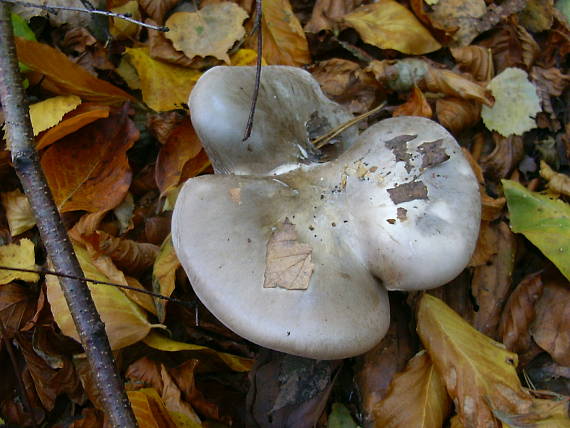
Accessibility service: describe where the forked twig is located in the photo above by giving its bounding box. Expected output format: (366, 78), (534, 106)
(242, 0), (262, 141)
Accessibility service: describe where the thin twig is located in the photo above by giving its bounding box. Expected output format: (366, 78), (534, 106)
(312, 102), (387, 149)
(242, 0), (262, 142)
(0, 319), (38, 428)
(0, 265), (194, 307)
(0, 0), (168, 31)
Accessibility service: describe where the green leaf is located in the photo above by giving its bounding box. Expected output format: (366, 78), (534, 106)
(11, 13), (35, 76)
(328, 403), (360, 428)
(503, 179), (570, 280)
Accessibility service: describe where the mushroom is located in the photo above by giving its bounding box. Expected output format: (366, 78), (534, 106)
(172, 66), (481, 359)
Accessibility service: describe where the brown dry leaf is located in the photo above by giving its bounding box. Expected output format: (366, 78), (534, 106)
(498, 271), (544, 353)
(310, 58), (380, 114)
(0, 239), (39, 284)
(422, 0), (487, 47)
(152, 234), (180, 323)
(147, 111), (185, 145)
(160, 365), (202, 427)
(28, 95), (81, 136)
(263, 218), (314, 290)
(15, 38), (134, 104)
(469, 221), (498, 267)
(36, 103), (111, 150)
(532, 271), (570, 366)
(247, 0), (311, 66)
(451, 46), (494, 82)
(393, 86), (432, 118)
(519, 0), (554, 33)
(165, 4), (248, 64)
(0, 283), (37, 338)
(373, 351), (451, 428)
(343, 0), (441, 55)
(531, 66), (570, 118)
(41, 106), (137, 213)
(128, 388), (179, 428)
(179, 150), (211, 184)
(417, 294), (533, 428)
(540, 161), (570, 196)
(480, 24), (539, 74)
(147, 23), (196, 68)
(471, 222), (516, 339)
(0, 189), (35, 236)
(12, 0), (96, 28)
(304, 0), (361, 33)
(436, 97), (481, 136)
(480, 134), (524, 180)
(155, 118), (204, 195)
(46, 244), (159, 349)
(138, 0), (180, 24)
(481, 193), (506, 222)
(424, 67), (493, 106)
(125, 48), (202, 111)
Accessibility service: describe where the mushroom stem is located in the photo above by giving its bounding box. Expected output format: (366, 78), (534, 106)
(312, 101), (387, 149)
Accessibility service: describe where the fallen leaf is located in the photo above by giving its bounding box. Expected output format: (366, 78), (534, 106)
(28, 95), (81, 136)
(263, 218), (314, 290)
(0, 189), (35, 236)
(343, 0), (441, 55)
(36, 103), (110, 150)
(373, 351), (451, 428)
(499, 271), (544, 353)
(417, 294), (533, 428)
(532, 271), (570, 366)
(155, 118), (204, 195)
(128, 388), (179, 428)
(480, 24), (539, 74)
(531, 66), (570, 118)
(146, 22), (197, 68)
(497, 396), (570, 427)
(113, 192), (134, 235)
(160, 365), (202, 427)
(541, 160), (570, 196)
(109, 1), (141, 40)
(152, 234), (180, 323)
(125, 48), (202, 111)
(165, 4), (248, 63)
(436, 97), (481, 136)
(0, 239), (38, 284)
(328, 403), (358, 428)
(143, 331), (253, 372)
(482, 68), (542, 136)
(451, 45), (494, 82)
(503, 179), (570, 280)
(246, 0), (311, 66)
(469, 221), (498, 267)
(41, 106), (138, 213)
(46, 244), (159, 349)
(304, 0), (361, 33)
(480, 134), (524, 180)
(0, 283), (37, 338)
(393, 86), (432, 118)
(13, 0), (95, 28)
(138, 0), (180, 24)
(230, 48), (265, 66)
(15, 38), (134, 104)
(519, 0), (555, 33)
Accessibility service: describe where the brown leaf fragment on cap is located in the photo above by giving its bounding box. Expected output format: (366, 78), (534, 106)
(418, 139), (450, 168)
(264, 218), (314, 290)
(385, 134), (417, 172)
(397, 207), (408, 221)
(387, 181), (428, 204)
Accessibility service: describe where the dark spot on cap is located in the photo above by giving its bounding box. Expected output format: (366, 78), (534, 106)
(387, 219), (396, 224)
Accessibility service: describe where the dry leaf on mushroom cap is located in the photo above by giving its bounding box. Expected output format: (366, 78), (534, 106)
(173, 66), (480, 359)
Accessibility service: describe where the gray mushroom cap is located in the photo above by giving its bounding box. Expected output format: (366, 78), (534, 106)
(189, 66), (357, 175)
(172, 116), (481, 359)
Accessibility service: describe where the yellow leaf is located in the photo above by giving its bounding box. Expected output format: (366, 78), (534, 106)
(143, 331), (253, 372)
(373, 351), (451, 428)
(0, 239), (38, 284)
(343, 0), (441, 55)
(417, 294), (533, 428)
(152, 234), (180, 322)
(28, 95), (81, 136)
(110, 1), (141, 40)
(247, 0), (311, 66)
(165, 4), (248, 63)
(125, 48), (202, 112)
(128, 388), (178, 428)
(0, 189), (35, 236)
(230, 48), (266, 66)
(46, 244), (161, 349)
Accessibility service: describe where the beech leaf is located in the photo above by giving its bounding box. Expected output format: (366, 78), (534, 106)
(0, 189), (35, 237)
(417, 294), (533, 428)
(344, 0), (441, 55)
(165, 4), (248, 63)
(502, 179), (570, 280)
(28, 95), (81, 136)
(0, 239), (39, 285)
(152, 234), (180, 323)
(127, 388), (179, 428)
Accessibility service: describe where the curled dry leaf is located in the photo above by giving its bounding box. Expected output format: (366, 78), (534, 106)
(498, 271), (544, 353)
(0, 239), (39, 285)
(423, 67), (493, 106)
(451, 45), (494, 82)
(127, 388), (178, 428)
(471, 222), (516, 339)
(343, 0), (441, 55)
(436, 97), (481, 136)
(532, 271), (570, 366)
(0, 189), (35, 236)
(147, 21), (199, 68)
(480, 134), (524, 180)
(304, 0), (362, 33)
(531, 66), (570, 118)
(160, 365), (202, 427)
(28, 95), (81, 136)
(138, 0), (180, 24)
(0, 283), (37, 339)
(12, 0), (98, 28)
(393, 86), (432, 119)
(165, 4), (248, 64)
(41, 106), (138, 213)
(417, 294), (533, 428)
(480, 24), (539, 74)
(309, 58), (380, 114)
(125, 48), (202, 112)
(373, 351), (451, 428)
(540, 160), (570, 196)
